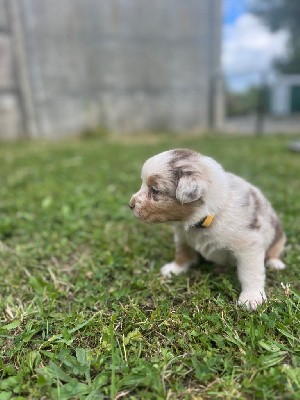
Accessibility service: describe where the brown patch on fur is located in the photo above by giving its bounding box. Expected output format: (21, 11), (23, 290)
(175, 243), (198, 266)
(146, 173), (177, 198)
(136, 196), (197, 223)
(147, 174), (160, 187)
(266, 216), (285, 260)
(249, 189), (261, 229)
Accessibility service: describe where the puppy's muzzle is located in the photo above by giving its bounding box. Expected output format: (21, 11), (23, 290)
(128, 196), (136, 210)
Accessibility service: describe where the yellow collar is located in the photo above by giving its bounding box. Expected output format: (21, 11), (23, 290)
(194, 214), (215, 229)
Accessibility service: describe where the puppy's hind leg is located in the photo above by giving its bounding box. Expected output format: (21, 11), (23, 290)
(266, 233), (286, 271)
(161, 243), (198, 278)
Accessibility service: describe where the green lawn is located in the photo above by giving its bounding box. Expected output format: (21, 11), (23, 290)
(0, 134), (299, 399)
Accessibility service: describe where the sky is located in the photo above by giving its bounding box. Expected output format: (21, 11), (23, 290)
(223, 0), (289, 91)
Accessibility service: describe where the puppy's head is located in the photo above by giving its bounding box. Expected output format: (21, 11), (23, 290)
(129, 149), (209, 223)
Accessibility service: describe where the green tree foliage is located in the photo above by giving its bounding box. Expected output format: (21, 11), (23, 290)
(226, 86), (269, 116)
(251, 0), (300, 73)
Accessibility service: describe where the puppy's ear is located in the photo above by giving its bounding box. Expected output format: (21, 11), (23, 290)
(176, 172), (207, 204)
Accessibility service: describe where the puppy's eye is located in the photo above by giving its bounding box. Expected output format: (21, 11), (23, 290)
(150, 187), (159, 195)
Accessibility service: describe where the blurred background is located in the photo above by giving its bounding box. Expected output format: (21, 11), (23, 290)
(0, 0), (299, 140)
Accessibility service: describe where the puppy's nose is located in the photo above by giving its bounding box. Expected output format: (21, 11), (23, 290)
(128, 197), (135, 210)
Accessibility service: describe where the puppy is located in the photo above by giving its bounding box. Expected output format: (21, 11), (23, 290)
(129, 149), (286, 310)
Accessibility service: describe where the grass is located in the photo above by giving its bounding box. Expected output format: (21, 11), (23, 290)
(0, 134), (299, 399)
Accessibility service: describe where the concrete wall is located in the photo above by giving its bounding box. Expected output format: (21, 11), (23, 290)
(0, 0), (223, 139)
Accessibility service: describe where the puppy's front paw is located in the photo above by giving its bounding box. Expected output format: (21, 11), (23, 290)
(238, 291), (266, 310)
(160, 262), (189, 278)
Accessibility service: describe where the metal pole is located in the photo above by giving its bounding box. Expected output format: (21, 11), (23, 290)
(255, 71), (267, 136)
